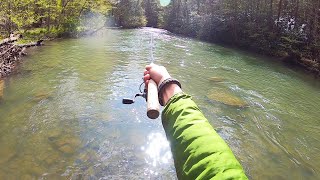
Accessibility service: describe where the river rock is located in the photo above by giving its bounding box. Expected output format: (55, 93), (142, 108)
(58, 144), (75, 154)
(47, 129), (62, 141)
(50, 135), (81, 155)
(24, 161), (46, 176)
(209, 77), (225, 82)
(33, 91), (52, 102)
(207, 89), (248, 108)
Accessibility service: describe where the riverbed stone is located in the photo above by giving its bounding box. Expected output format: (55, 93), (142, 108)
(24, 161), (46, 176)
(43, 152), (60, 166)
(58, 144), (75, 154)
(56, 136), (81, 147)
(209, 77), (225, 82)
(50, 135), (82, 155)
(47, 129), (62, 141)
(33, 91), (52, 102)
(207, 89), (248, 107)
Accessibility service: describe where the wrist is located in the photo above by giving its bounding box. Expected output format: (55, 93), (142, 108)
(161, 84), (182, 106)
(157, 78), (182, 106)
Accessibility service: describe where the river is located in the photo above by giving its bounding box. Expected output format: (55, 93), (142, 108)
(0, 28), (319, 179)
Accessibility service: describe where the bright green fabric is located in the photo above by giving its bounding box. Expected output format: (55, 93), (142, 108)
(162, 93), (248, 180)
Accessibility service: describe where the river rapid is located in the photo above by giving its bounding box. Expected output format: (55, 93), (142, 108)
(0, 28), (320, 179)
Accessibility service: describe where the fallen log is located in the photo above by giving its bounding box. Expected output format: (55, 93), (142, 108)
(16, 40), (44, 48)
(79, 26), (105, 37)
(0, 45), (15, 57)
(88, 26), (105, 36)
(19, 47), (27, 56)
(0, 37), (43, 79)
(0, 34), (22, 46)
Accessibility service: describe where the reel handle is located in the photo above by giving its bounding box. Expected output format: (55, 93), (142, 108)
(147, 79), (160, 119)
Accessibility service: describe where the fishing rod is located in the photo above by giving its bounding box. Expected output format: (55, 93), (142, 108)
(122, 34), (160, 119)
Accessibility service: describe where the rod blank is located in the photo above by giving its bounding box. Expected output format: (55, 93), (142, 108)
(147, 79), (160, 119)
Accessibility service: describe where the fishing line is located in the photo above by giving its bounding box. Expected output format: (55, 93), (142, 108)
(122, 32), (160, 119)
(150, 33), (155, 64)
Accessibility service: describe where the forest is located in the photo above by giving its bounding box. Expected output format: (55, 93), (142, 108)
(0, 0), (112, 39)
(0, 0), (319, 75)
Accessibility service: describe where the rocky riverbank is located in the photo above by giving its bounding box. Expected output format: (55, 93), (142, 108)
(0, 36), (43, 79)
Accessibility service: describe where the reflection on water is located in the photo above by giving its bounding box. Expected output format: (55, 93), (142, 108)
(0, 28), (320, 179)
(142, 132), (172, 167)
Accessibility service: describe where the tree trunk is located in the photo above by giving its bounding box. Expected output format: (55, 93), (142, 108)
(277, 0), (283, 22)
(294, 0), (299, 19)
(47, 5), (51, 33)
(7, 1), (12, 34)
(269, 0), (274, 27)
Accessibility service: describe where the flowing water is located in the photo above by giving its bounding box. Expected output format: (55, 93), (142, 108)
(0, 28), (320, 179)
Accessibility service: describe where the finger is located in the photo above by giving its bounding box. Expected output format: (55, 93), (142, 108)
(143, 74), (151, 82)
(145, 80), (149, 88)
(144, 70), (149, 76)
(145, 63), (156, 71)
(145, 65), (152, 71)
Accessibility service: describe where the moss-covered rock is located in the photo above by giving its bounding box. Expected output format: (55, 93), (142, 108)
(49, 134), (82, 155)
(58, 144), (75, 154)
(32, 91), (52, 102)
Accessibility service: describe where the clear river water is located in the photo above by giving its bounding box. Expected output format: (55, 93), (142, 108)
(0, 28), (320, 179)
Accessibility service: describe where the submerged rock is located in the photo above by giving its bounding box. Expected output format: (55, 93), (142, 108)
(32, 91), (52, 102)
(22, 157), (46, 176)
(47, 129), (62, 141)
(207, 89), (248, 108)
(58, 144), (74, 154)
(209, 77), (225, 82)
(49, 134), (82, 155)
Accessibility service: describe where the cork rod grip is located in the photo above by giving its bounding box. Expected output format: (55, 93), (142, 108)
(147, 79), (160, 119)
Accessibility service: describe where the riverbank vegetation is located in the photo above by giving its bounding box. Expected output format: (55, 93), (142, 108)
(0, 0), (112, 39)
(113, 0), (320, 76)
(0, 0), (113, 79)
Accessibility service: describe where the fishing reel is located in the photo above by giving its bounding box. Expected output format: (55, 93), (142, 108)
(122, 80), (160, 119)
(122, 82), (147, 104)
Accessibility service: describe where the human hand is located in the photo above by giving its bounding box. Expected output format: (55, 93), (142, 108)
(143, 64), (182, 106)
(143, 63), (171, 87)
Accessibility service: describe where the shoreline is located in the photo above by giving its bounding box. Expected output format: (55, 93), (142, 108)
(158, 27), (320, 78)
(1, 26), (318, 80)
(0, 35), (44, 79)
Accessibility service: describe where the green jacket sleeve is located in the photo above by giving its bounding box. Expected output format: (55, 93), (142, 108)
(162, 93), (248, 180)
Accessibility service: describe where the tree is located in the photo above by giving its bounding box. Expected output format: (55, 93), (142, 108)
(0, 0), (112, 38)
(114, 0), (147, 28)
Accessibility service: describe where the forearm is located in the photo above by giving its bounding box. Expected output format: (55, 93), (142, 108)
(161, 94), (248, 180)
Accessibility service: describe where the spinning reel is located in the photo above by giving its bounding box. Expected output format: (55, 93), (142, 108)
(122, 82), (147, 104)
